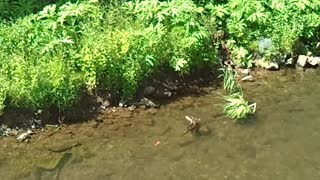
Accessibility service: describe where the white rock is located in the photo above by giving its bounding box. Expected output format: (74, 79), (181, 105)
(119, 99), (125, 107)
(307, 51), (312, 57)
(16, 130), (33, 142)
(140, 98), (157, 108)
(266, 62), (279, 70)
(163, 90), (172, 97)
(128, 105), (136, 111)
(100, 100), (110, 109)
(307, 56), (320, 66)
(297, 55), (308, 67)
(241, 75), (254, 82)
(285, 58), (294, 65)
(240, 69), (250, 75)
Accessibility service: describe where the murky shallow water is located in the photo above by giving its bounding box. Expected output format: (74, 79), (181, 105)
(2, 69), (320, 180)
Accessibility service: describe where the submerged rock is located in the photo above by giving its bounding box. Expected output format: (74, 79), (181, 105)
(47, 141), (81, 152)
(240, 69), (250, 75)
(241, 75), (254, 82)
(35, 152), (72, 172)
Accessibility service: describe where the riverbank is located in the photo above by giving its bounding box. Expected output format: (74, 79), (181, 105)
(0, 61), (317, 140)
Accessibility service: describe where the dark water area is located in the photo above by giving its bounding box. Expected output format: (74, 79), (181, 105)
(1, 69), (320, 180)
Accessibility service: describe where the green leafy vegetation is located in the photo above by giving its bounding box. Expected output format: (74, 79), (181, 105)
(0, 0), (217, 114)
(206, 0), (320, 64)
(0, 0), (319, 117)
(223, 91), (256, 120)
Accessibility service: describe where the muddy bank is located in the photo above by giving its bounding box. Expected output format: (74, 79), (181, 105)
(0, 66), (221, 135)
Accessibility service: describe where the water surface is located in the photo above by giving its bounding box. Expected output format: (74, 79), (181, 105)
(1, 69), (320, 180)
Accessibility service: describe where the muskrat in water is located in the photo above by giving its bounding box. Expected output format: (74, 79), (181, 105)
(183, 116), (201, 135)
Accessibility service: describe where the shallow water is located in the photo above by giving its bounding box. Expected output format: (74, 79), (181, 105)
(2, 69), (320, 180)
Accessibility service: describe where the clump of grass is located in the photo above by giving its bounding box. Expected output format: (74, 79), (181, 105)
(219, 67), (241, 93)
(220, 67), (256, 121)
(223, 91), (256, 120)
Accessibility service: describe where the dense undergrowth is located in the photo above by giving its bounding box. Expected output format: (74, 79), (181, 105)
(0, 0), (319, 116)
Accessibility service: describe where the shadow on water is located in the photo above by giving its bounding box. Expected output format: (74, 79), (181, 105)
(34, 152), (72, 180)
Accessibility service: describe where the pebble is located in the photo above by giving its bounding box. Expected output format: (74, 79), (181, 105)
(128, 105), (136, 111)
(163, 90), (172, 97)
(240, 69), (250, 75)
(119, 99), (125, 107)
(241, 75), (254, 82)
(16, 130), (33, 142)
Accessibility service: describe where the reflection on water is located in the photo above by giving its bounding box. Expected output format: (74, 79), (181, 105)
(2, 69), (320, 180)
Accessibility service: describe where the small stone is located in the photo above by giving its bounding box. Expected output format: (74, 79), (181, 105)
(241, 75), (254, 82)
(119, 99), (125, 107)
(240, 69), (250, 75)
(36, 109), (42, 115)
(143, 86), (156, 97)
(285, 58), (294, 65)
(307, 51), (313, 56)
(7, 129), (18, 136)
(128, 105), (136, 111)
(140, 98), (158, 108)
(266, 62), (279, 70)
(307, 56), (320, 66)
(100, 100), (110, 109)
(297, 55), (308, 67)
(16, 130), (33, 142)
(163, 91), (172, 97)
